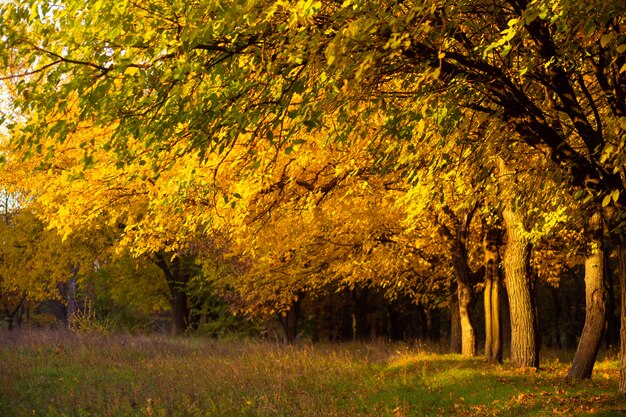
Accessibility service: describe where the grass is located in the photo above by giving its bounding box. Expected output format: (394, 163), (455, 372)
(0, 330), (624, 416)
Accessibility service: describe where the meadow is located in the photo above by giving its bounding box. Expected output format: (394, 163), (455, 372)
(0, 330), (624, 417)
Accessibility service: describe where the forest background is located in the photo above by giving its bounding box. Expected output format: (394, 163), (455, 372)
(0, 0), (626, 403)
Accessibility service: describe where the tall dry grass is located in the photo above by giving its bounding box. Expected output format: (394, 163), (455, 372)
(0, 329), (622, 416)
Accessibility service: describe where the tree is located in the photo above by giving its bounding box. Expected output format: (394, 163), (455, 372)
(0, 204), (104, 329)
(568, 210), (607, 379)
(497, 156), (539, 368)
(483, 215), (503, 363)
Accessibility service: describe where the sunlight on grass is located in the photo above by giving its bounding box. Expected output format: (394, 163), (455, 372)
(0, 330), (624, 417)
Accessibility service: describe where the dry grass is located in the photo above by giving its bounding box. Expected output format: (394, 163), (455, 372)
(0, 330), (623, 416)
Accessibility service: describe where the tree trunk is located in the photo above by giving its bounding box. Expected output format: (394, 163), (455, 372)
(452, 234), (477, 356)
(437, 206), (478, 356)
(3, 294), (26, 332)
(280, 293), (304, 344)
(66, 272), (77, 330)
(484, 225), (503, 363)
(617, 234), (626, 395)
(457, 275), (475, 356)
(605, 249), (617, 349)
(568, 211), (606, 379)
(450, 282), (462, 353)
(500, 283), (511, 350)
(502, 203), (539, 369)
(485, 273), (493, 358)
(492, 274), (503, 362)
(153, 253), (191, 336)
(498, 157), (538, 369)
(169, 283), (189, 336)
(424, 307), (439, 342)
(15, 303), (24, 328)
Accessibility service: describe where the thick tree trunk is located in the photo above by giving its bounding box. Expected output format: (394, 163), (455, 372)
(169, 284), (190, 336)
(484, 225), (503, 363)
(498, 157), (538, 369)
(618, 234), (626, 395)
(568, 212), (606, 379)
(502, 204), (539, 369)
(153, 254), (192, 336)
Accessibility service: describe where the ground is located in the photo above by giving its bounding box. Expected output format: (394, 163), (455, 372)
(0, 330), (624, 416)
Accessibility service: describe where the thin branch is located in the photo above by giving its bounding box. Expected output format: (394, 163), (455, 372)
(0, 60), (63, 81)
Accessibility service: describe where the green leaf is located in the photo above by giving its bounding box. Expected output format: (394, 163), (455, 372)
(601, 194), (612, 207)
(83, 155), (94, 169)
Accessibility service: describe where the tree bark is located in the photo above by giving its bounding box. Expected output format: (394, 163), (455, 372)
(484, 224), (503, 363)
(568, 211), (606, 379)
(502, 202), (538, 369)
(498, 157), (539, 369)
(457, 270), (476, 356)
(169, 283), (190, 336)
